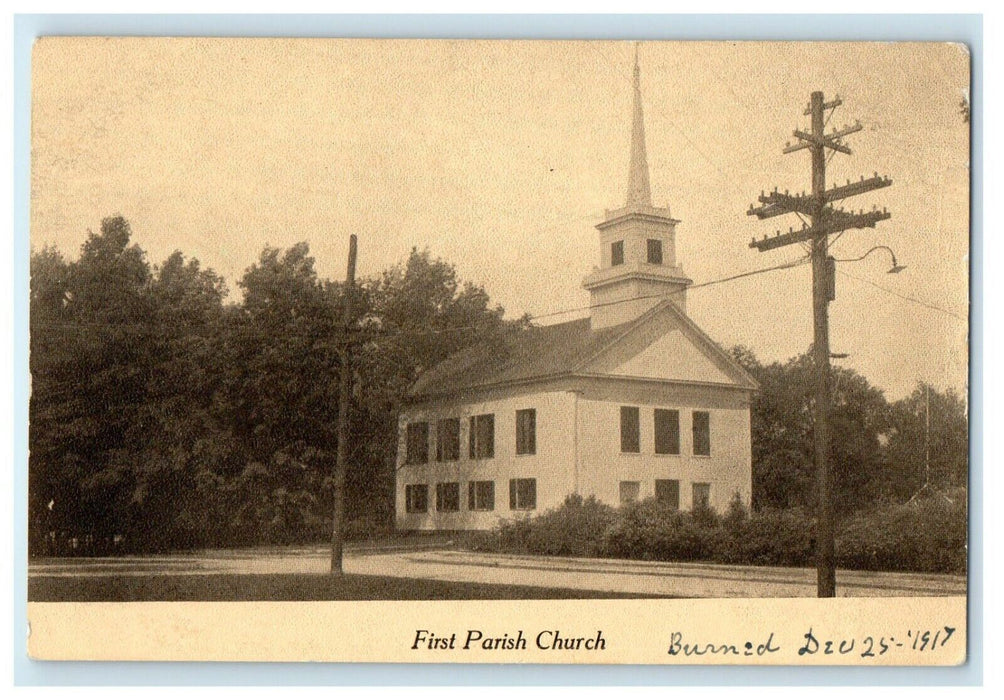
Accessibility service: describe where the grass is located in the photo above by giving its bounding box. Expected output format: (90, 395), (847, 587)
(29, 573), (666, 602)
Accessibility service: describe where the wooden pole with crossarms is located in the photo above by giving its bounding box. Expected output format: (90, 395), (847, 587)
(746, 91), (892, 597)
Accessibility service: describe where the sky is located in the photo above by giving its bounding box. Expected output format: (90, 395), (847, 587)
(31, 39), (970, 400)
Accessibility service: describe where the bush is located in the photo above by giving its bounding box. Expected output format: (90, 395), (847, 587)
(835, 492), (967, 574)
(467, 489), (965, 575)
(600, 498), (712, 561)
(712, 506), (814, 567)
(691, 500), (720, 529)
(499, 494), (616, 557)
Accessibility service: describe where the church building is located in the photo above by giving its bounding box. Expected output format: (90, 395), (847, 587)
(395, 53), (757, 531)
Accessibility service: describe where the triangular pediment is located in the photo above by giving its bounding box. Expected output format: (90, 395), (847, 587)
(607, 325), (736, 383)
(577, 301), (757, 389)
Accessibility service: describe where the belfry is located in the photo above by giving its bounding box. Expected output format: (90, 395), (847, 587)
(582, 46), (693, 329)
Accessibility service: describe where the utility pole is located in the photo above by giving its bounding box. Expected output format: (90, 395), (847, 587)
(925, 383), (931, 489)
(747, 91), (891, 597)
(331, 234), (358, 575)
(908, 382), (951, 505)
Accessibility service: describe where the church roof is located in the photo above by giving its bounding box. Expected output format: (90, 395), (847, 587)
(407, 300), (758, 402)
(408, 316), (620, 400)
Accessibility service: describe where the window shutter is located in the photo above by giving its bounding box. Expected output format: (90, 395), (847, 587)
(435, 422), (442, 462)
(516, 409), (536, 455)
(516, 411), (524, 454)
(509, 479), (517, 509)
(483, 414), (494, 458)
(526, 410), (536, 454)
(620, 406), (640, 453)
(693, 411), (711, 456)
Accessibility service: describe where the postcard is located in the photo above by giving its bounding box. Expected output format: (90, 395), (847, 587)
(26, 37), (969, 665)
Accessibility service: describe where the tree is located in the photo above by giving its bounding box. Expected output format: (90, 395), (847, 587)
(882, 383), (968, 501)
(210, 242), (344, 545)
(363, 247), (511, 385)
(731, 346), (892, 514)
(30, 216), (155, 553)
(29, 225), (522, 554)
(28, 245), (71, 554)
(119, 250), (228, 550)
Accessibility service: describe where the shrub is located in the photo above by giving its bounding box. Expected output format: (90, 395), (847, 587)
(712, 507), (814, 567)
(691, 500), (720, 529)
(721, 492), (749, 530)
(836, 491), (967, 574)
(600, 498), (713, 561)
(497, 516), (534, 554)
(491, 495), (615, 556)
(465, 489), (966, 575)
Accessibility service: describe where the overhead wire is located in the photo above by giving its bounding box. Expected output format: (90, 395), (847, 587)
(836, 269), (965, 321)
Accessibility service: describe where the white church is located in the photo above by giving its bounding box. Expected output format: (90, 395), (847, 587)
(395, 54), (757, 531)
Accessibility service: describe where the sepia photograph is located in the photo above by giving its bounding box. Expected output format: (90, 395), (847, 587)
(24, 36), (970, 664)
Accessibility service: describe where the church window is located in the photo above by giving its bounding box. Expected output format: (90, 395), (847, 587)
(620, 406), (640, 453)
(436, 482), (460, 512)
(468, 481), (495, 511)
(469, 413), (495, 459)
(654, 408), (680, 455)
(516, 408), (536, 455)
(405, 484), (428, 513)
(611, 240), (624, 266)
(436, 418), (460, 462)
(509, 478), (537, 510)
(692, 482), (711, 509)
(655, 479), (680, 509)
(647, 238), (663, 264)
(619, 481), (640, 504)
(405, 422), (429, 464)
(692, 411), (711, 456)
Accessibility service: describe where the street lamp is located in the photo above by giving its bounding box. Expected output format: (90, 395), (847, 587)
(833, 245), (906, 274)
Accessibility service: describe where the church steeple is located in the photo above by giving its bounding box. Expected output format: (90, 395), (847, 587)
(582, 44), (692, 330)
(625, 44), (652, 209)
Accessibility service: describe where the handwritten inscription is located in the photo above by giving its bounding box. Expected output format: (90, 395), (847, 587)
(797, 626), (956, 657)
(667, 632), (780, 657)
(666, 626), (956, 659)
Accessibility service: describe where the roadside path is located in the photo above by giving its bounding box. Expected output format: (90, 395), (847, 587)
(29, 544), (964, 598)
(355, 550), (966, 598)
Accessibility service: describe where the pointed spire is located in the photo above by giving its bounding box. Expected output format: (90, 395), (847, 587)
(626, 42), (652, 208)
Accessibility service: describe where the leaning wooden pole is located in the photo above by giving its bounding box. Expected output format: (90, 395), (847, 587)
(331, 234), (358, 575)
